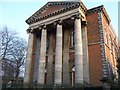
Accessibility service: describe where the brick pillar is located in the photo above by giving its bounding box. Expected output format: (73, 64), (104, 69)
(24, 32), (34, 87)
(54, 23), (63, 85)
(38, 27), (47, 85)
(74, 17), (83, 85)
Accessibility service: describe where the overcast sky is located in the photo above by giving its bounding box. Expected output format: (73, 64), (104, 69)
(0, 0), (119, 41)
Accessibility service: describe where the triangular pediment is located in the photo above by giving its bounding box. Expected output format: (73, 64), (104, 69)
(26, 1), (87, 25)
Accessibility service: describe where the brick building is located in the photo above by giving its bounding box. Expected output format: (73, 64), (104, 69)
(24, 1), (120, 87)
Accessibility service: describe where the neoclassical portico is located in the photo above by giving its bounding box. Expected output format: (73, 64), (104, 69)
(24, 2), (89, 87)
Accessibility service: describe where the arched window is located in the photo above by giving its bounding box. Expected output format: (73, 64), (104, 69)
(106, 34), (109, 45)
(70, 31), (74, 47)
(72, 66), (75, 72)
(71, 66), (75, 86)
(104, 28), (109, 45)
(108, 62), (114, 80)
(109, 34), (112, 50)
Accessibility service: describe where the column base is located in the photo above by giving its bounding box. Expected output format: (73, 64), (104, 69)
(100, 77), (110, 90)
(37, 84), (45, 88)
(62, 84), (71, 88)
(46, 84), (54, 88)
(74, 83), (84, 88)
(23, 83), (30, 88)
(53, 84), (62, 87)
(102, 83), (110, 90)
(53, 84), (63, 90)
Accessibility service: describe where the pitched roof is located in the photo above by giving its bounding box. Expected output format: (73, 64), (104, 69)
(26, 1), (87, 25)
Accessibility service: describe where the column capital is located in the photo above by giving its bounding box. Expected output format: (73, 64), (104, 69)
(82, 21), (87, 26)
(26, 28), (34, 33)
(54, 19), (62, 26)
(39, 24), (47, 30)
(71, 14), (82, 20)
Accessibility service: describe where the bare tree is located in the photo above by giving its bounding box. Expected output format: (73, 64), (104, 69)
(10, 38), (27, 82)
(2, 59), (16, 78)
(0, 26), (17, 60)
(0, 26), (27, 82)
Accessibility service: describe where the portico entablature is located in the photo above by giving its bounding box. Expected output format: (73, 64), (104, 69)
(29, 8), (79, 29)
(29, 10), (86, 30)
(26, 2), (87, 31)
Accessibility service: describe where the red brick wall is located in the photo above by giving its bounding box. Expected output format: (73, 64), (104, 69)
(87, 10), (119, 86)
(87, 13), (100, 44)
(101, 12), (118, 79)
(88, 44), (102, 86)
(87, 12), (102, 86)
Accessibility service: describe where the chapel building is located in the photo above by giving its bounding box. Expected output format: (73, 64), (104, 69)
(24, 1), (120, 87)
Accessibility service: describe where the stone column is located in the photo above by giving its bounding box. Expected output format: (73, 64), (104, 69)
(33, 37), (41, 81)
(24, 32), (34, 87)
(82, 22), (89, 84)
(63, 30), (70, 85)
(54, 23), (63, 85)
(74, 16), (83, 85)
(46, 33), (55, 85)
(38, 26), (47, 85)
